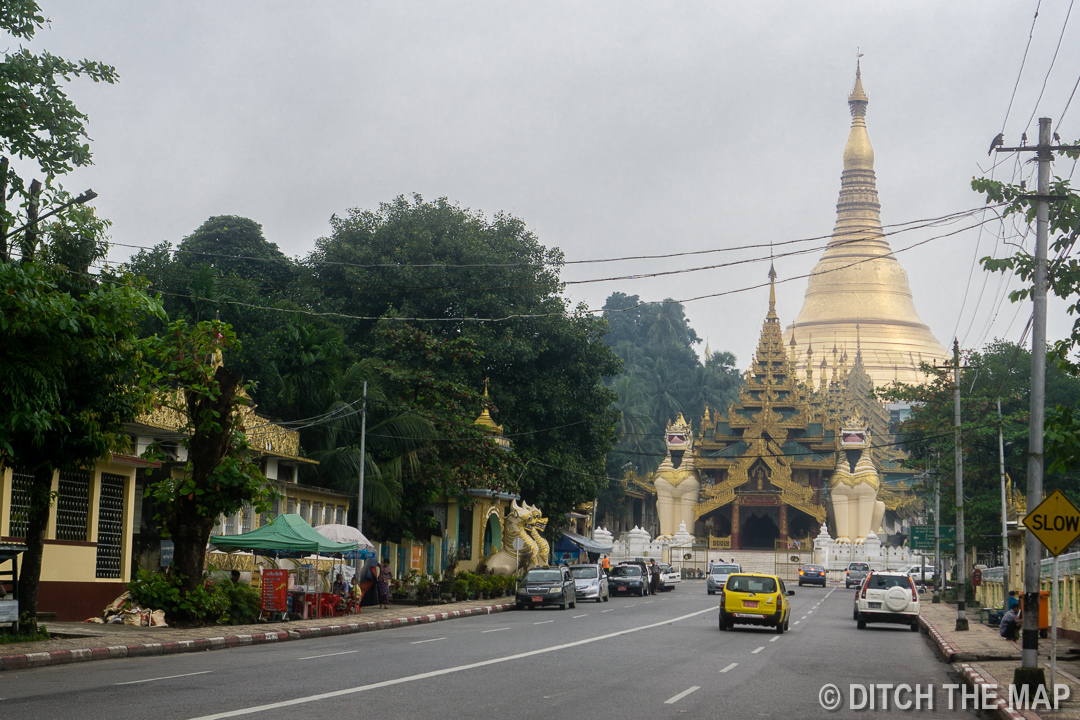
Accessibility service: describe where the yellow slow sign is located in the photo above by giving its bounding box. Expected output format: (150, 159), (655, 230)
(1023, 490), (1080, 557)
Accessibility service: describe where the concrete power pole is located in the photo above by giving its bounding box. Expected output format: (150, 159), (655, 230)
(953, 338), (968, 631)
(998, 397), (1009, 602)
(995, 117), (1052, 689)
(357, 381), (367, 534)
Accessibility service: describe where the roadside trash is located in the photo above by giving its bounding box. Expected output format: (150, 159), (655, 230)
(87, 591), (168, 627)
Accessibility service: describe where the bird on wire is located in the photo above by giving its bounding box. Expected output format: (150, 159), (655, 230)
(989, 132), (1005, 155)
(1021, 132), (1028, 146)
(1054, 132), (1062, 144)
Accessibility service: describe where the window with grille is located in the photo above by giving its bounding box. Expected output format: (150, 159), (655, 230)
(7, 467), (34, 538)
(287, 497), (296, 514)
(300, 500), (310, 523)
(312, 502), (322, 526)
(335, 506), (344, 524)
(225, 512), (236, 535)
(241, 505), (253, 534)
(56, 469), (91, 542)
(96, 473), (125, 579)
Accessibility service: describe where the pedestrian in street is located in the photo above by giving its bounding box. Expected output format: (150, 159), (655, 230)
(649, 559), (661, 595)
(601, 555), (610, 574)
(375, 560), (391, 609)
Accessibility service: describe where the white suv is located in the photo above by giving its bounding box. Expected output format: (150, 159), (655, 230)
(855, 571), (920, 631)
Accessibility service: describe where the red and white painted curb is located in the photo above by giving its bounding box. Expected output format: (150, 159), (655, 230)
(0, 602), (516, 672)
(920, 615), (1038, 720)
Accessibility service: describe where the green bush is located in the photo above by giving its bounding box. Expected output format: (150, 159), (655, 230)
(454, 578), (468, 598)
(128, 570), (259, 624)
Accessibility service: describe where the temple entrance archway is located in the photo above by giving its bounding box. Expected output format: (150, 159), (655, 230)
(740, 510), (779, 549)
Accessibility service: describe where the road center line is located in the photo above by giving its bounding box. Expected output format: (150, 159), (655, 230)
(825, 587), (836, 599)
(116, 671), (212, 685)
(601, 609), (614, 613)
(572, 614), (588, 619)
(751, 647), (764, 654)
(188, 606), (718, 720)
(410, 638), (445, 645)
(770, 636), (779, 642)
(664, 686), (700, 704)
(299, 650), (359, 660)
(533, 620), (554, 625)
(720, 663), (738, 673)
(793, 621), (800, 625)
(644, 600), (653, 604)
(481, 627), (509, 633)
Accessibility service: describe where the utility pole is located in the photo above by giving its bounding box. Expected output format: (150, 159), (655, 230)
(952, 339), (969, 631)
(357, 381), (367, 534)
(998, 397), (1009, 601)
(933, 468), (942, 604)
(994, 117), (1067, 689)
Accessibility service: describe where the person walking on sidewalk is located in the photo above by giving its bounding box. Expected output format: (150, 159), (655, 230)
(375, 560), (391, 609)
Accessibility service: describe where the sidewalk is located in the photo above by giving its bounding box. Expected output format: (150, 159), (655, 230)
(1, 598), (515, 671)
(921, 598), (1080, 719)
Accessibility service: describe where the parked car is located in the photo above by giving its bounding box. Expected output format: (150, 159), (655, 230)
(845, 561), (870, 589)
(855, 571), (920, 631)
(718, 572), (794, 633)
(659, 563), (680, 590)
(569, 563), (609, 603)
(798, 564), (827, 587)
(619, 560), (658, 590)
(516, 566), (578, 610)
(707, 563), (742, 595)
(896, 565), (927, 587)
(609, 564), (649, 596)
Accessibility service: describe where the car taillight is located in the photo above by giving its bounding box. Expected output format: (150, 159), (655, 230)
(846, 569), (850, 575)
(799, 570), (804, 575)
(861, 584), (868, 600)
(911, 579), (918, 601)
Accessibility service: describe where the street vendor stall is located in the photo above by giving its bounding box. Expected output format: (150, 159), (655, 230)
(209, 514), (371, 618)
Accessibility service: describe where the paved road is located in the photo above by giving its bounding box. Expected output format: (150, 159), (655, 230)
(1, 581), (976, 719)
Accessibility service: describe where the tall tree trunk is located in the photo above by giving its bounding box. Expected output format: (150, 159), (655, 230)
(17, 464), (55, 631)
(20, 178), (41, 262)
(167, 365), (242, 597)
(0, 157), (9, 263)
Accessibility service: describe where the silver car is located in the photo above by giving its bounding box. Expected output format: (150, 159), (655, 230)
(569, 563), (609, 603)
(706, 563), (742, 595)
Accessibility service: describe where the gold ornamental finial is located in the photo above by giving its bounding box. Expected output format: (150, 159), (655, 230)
(849, 51), (868, 111)
(767, 262), (778, 320)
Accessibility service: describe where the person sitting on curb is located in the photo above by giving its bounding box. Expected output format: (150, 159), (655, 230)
(999, 597), (1021, 641)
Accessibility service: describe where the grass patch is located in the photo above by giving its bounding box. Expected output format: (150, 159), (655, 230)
(0, 625), (49, 644)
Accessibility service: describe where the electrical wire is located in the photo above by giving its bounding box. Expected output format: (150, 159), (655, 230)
(1001, 0), (1043, 134)
(1023, 0), (1075, 131)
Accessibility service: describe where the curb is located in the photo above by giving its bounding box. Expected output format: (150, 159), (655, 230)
(920, 615), (1038, 720)
(0, 602), (516, 672)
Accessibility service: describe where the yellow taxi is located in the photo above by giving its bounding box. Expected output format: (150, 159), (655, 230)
(718, 572), (794, 634)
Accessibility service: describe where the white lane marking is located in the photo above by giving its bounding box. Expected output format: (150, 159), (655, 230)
(116, 671), (212, 685)
(533, 620), (554, 625)
(770, 636), (780, 642)
(807, 610), (813, 614)
(825, 587), (836, 599)
(601, 609), (615, 613)
(644, 600), (654, 604)
(751, 647), (764, 654)
(664, 686), (701, 704)
(720, 663), (738, 673)
(800, 616), (808, 620)
(572, 614), (588, 619)
(410, 638), (445, 645)
(793, 621), (801, 625)
(299, 650), (359, 660)
(481, 627), (509, 634)
(187, 606), (718, 720)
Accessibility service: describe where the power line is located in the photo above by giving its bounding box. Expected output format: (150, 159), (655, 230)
(1000, 0), (1043, 133)
(1023, 0), (1075, 132)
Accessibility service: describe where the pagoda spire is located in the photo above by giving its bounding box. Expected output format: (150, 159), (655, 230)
(767, 261), (778, 321)
(784, 56), (946, 386)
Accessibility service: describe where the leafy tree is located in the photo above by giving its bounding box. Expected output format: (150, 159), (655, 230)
(303, 195), (620, 525)
(877, 340), (1080, 555)
(143, 319), (273, 598)
(1, 214), (163, 625)
(973, 159), (1080, 481)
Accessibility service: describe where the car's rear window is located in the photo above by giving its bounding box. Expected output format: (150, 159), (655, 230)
(570, 567), (598, 579)
(849, 563), (870, 571)
(611, 566), (641, 577)
(525, 570), (561, 582)
(712, 565), (740, 575)
(803, 565), (824, 571)
(726, 575), (778, 593)
(867, 575), (912, 590)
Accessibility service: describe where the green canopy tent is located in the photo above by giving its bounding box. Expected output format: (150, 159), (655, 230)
(210, 514), (361, 619)
(209, 513), (359, 557)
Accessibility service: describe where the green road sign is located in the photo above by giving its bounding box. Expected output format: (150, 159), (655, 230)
(910, 524), (955, 551)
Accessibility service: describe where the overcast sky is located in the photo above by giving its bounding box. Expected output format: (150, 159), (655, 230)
(23, 1), (1080, 368)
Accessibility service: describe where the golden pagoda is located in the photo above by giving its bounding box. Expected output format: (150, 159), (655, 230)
(784, 60), (947, 387)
